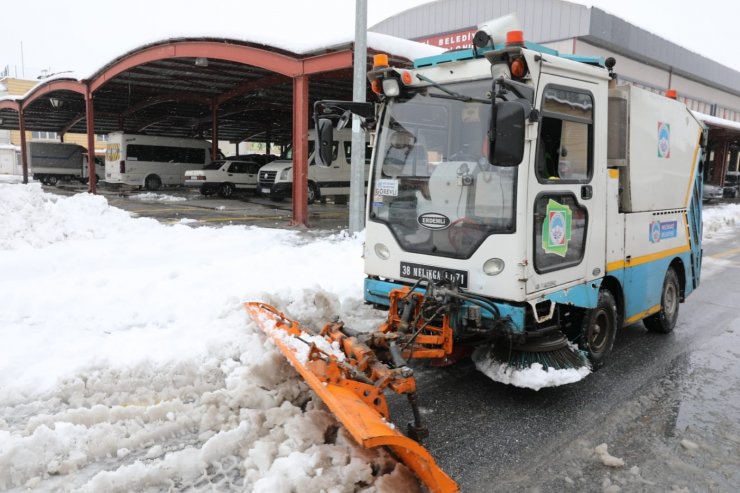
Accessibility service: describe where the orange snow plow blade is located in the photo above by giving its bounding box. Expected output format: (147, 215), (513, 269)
(245, 301), (458, 493)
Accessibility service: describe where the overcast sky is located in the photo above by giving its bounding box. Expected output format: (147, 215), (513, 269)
(1, 0), (739, 79)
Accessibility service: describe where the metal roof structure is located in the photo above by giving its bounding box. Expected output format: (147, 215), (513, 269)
(0, 34), (441, 225)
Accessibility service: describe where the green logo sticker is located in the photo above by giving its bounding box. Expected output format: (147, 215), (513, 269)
(542, 199), (572, 257)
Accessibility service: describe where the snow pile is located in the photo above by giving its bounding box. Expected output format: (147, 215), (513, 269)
(0, 184), (416, 491)
(0, 183), (154, 250)
(127, 192), (188, 203)
(702, 203), (740, 242)
(471, 346), (591, 391)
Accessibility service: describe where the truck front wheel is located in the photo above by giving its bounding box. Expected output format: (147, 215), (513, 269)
(644, 267), (680, 334)
(579, 289), (618, 370)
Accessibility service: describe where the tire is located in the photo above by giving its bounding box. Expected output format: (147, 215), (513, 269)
(269, 193), (284, 202)
(307, 182), (319, 205)
(144, 174), (161, 191)
(644, 267), (680, 334)
(47, 175), (58, 186)
(579, 289), (618, 370)
(218, 182), (234, 199)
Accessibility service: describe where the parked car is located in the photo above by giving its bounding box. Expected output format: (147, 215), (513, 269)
(184, 158), (261, 198)
(224, 154), (279, 166)
(703, 183), (723, 202)
(723, 171), (739, 198)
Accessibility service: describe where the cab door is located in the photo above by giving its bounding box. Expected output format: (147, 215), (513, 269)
(525, 78), (606, 295)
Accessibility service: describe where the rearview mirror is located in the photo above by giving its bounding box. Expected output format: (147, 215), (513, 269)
(489, 100), (527, 167)
(315, 118), (334, 167)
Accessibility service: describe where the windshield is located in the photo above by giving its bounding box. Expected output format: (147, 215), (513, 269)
(370, 79), (517, 259)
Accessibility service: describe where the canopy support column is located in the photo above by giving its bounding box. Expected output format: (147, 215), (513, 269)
(85, 89), (97, 194)
(19, 112), (28, 184)
(211, 100), (219, 160)
(291, 75), (309, 227)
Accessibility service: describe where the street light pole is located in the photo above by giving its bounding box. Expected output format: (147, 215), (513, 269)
(349, 0), (367, 234)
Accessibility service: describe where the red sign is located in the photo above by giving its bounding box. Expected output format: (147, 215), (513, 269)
(415, 27), (478, 50)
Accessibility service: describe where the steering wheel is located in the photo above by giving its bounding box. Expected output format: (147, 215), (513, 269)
(447, 217), (485, 252)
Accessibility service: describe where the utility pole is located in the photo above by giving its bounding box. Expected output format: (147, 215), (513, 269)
(349, 0), (367, 234)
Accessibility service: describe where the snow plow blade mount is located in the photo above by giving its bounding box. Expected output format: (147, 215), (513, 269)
(244, 301), (458, 493)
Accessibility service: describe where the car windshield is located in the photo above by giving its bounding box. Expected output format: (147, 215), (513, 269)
(369, 79), (516, 259)
(204, 161), (225, 170)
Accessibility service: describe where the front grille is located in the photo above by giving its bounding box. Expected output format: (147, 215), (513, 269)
(259, 170), (277, 187)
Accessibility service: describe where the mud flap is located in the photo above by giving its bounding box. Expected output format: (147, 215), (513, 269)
(245, 302), (458, 493)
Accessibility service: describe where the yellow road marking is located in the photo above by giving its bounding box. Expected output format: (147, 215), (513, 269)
(129, 207), (202, 213)
(707, 246), (740, 259)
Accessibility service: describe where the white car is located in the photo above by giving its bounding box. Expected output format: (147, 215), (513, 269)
(184, 158), (261, 198)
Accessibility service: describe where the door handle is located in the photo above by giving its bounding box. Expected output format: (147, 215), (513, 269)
(581, 185), (593, 200)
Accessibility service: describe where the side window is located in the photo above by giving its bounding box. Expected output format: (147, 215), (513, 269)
(533, 194), (588, 273)
(536, 86), (593, 183)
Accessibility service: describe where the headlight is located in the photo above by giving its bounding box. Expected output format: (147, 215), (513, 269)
(483, 258), (505, 276)
(382, 79), (400, 97)
(279, 167), (292, 180)
(374, 243), (390, 260)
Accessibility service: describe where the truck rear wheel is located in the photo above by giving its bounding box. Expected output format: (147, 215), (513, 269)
(579, 289), (618, 370)
(644, 267), (680, 334)
(46, 175), (58, 186)
(144, 174), (162, 191)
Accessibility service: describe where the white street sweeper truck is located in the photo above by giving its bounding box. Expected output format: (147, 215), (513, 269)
(245, 15), (706, 492)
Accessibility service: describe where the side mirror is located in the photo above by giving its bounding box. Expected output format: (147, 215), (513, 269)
(315, 118), (334, 167)
(489, 100), (527, 167)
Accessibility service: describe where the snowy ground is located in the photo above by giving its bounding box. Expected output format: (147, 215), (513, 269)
(0, 183), (416, 492)
(1, 183), (739, 491)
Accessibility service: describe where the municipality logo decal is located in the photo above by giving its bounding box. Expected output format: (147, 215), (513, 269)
(542, 199), (572, 257)
(418, 213), (450, 230)
(658, 122), (671, 158)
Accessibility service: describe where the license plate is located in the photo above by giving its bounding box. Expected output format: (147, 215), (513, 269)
(261, 188), (271, 194)
(400, 262), (468, 288)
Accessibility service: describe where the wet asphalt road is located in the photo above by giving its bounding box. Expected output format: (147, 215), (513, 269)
(388, 229), (740, 492)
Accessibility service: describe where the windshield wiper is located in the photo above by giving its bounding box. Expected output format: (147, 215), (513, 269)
(415, 73), (490, 104)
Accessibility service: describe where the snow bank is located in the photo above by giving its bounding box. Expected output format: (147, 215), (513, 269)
(702, 203), (740, 242)
(0, 184), (415, 491)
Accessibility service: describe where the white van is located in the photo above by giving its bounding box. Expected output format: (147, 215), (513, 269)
(104, 132), (212, 190)
(257, 129), (371, 204)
